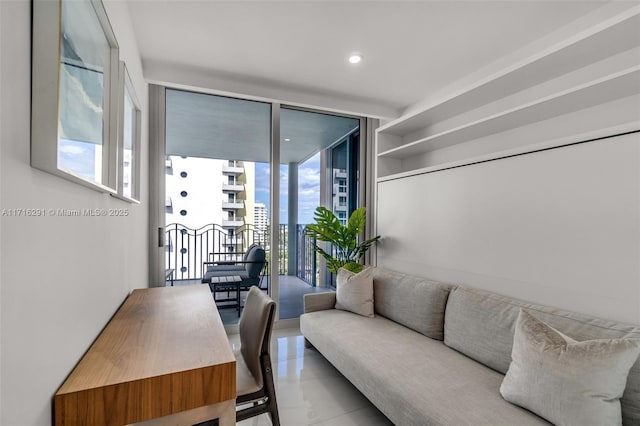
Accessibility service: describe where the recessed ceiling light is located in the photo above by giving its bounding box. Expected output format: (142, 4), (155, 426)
(284, 138), (291, 142)
(348, 53), (363, 64)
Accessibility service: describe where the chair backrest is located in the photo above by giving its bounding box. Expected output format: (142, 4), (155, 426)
(243, 243), (258, 261)
(244, 246), (266, 278)
(239, 286), (276, 389)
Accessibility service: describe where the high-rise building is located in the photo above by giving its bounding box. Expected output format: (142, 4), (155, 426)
(165, 156), (255, 278)
(332, 168), (349, 225)
(254, 202), (268, 245)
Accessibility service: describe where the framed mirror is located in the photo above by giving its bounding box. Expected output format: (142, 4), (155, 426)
(31, 0), (119, 192)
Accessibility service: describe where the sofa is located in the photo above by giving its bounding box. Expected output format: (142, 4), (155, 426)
(300, 267), (640, 425)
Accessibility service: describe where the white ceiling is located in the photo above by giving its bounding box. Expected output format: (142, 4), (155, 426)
(127, 0), (608, 118)
(165, 88), (359, 163)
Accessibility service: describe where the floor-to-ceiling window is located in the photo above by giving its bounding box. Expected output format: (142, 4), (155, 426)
(279, 107), (360, 316)
(325, 128), (360, 287)
(152, 86), (364, 324)
(163, 89), (271, 324)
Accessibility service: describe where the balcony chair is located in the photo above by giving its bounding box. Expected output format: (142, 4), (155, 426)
(201, 243), (258, 278)
(196, 286), (279, 426)
(202, 245), (268, 315)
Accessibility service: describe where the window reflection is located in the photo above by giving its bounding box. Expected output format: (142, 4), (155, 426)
(57, 0), (110, 183)
(122, 89), (135, 197)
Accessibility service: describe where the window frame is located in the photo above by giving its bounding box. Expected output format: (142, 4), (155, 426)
(112, 62), (142, 203)
(31, 0), (120, 193)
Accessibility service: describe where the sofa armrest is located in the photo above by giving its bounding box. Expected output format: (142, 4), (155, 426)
(303, 292), (336, 313)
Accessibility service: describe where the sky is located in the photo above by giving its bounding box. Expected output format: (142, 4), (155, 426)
(255, 153), (320, 225)
(58, 145), (322, 225)
(58, 139), (97, 181)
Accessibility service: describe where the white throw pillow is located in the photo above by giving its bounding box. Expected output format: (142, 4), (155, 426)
(335, 267), (374, 318)
(500, 309), (640, 426)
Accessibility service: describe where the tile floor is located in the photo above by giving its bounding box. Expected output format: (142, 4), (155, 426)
(229, 328), (393, 426)
(170, 275), (331, 325)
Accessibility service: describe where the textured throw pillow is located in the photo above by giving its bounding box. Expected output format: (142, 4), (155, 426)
(500, 309), (640, 426)
(335, 267), (374, 318)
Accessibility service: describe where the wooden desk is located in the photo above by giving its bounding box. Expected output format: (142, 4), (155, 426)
(54, 286), (236, 426)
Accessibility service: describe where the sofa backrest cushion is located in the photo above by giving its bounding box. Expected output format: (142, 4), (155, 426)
(372, 267), (454, 340)
(444, 286), (640, 426)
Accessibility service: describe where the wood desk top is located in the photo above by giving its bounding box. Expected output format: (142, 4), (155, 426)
(55, 285), (236, 425)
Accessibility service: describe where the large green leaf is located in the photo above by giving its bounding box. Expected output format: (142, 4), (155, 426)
(347, 208), (366, 238)
(305, 206), (380, 273)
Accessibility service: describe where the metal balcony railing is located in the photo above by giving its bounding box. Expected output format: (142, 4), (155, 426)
(165, 223), (318, 285)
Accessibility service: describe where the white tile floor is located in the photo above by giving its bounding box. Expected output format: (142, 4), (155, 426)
(170, 276), (331, 325)
(229, 328), (393, 426)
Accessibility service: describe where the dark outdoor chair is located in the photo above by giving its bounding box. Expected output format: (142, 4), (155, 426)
(202, 245), (268, 314)
(201, 243), (258, 280)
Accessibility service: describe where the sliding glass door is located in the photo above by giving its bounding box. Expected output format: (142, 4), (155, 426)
(279, 107), (360, 316)
(151, 86), (363, 324)
(326, 129), (360, 287)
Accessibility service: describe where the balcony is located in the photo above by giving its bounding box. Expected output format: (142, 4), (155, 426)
(222, 164), (244, 174)
(333, 169), (347, 178)
(165, 223), (318, 285)
(222, 219), (244, 227)
(223, 235), (244, 245)
(222, 183), (244, 191)
(222, 200), (244, 209)
(333, 203), (348, 211)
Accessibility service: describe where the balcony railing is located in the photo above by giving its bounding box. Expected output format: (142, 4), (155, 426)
(296, 224), (317, 285)
(222, 200), (244, 209)
(222, 165), (244, 173)
(222, 183), (244, 191)
(222, 219), (244, 227)
(165, 223), (318, 285)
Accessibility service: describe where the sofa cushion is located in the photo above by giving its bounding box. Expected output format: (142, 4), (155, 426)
(372, 267), (454, 340)
(444, 286), (640, 426)
(500, 310), (640, 426)
(301, 309), (549, 425)
(335, 267), (374, 318)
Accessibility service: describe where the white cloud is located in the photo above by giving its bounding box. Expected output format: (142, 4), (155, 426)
(298, 167), (320, 188)
(58, 144), (87, 155)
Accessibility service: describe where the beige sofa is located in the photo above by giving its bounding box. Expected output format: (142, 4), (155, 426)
(300, 267), (640, 425)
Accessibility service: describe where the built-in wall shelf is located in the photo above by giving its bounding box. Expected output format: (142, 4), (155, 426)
(376, 7), (640, 180)
(379, 67), (640, 161)
(376, 122), (640, 183)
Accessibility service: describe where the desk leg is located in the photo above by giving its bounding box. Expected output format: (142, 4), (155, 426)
(129, 399), (235, 426)
(217, 400), (236, 426)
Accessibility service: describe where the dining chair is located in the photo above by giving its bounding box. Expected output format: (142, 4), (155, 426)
(235, 286), (280, 425)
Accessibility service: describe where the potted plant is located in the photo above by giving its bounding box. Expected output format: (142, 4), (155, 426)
(304, 207), (380, 273)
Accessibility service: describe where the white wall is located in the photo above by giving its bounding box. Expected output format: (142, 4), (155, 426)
(0, 1), (148, 425)
(375, 3), (640, 327)
(377, 132), (640, 324)
(166, 156), (224, 229)
(0, 1), (4, 422)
